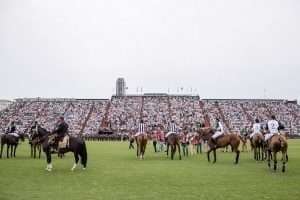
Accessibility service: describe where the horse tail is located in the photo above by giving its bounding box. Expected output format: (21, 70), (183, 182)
(80, 141), (88, 168)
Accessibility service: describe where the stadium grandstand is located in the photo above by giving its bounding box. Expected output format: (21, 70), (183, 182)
(0, 95), (299, 136)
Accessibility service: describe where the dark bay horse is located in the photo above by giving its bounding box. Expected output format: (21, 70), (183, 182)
(31, 126), (87, 171)
(29, 132), (42, 159)
(135, 133), (148, 160)
(166, 133), (182, 160)
(267, 134), (288, 172)
(0, 133), (25, 158)
(250, 133), (264, 161)
(198, 127), (240, 164)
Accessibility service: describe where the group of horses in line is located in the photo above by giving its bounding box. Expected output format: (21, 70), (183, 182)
(0, 125), (288, 173)
(135, 127), (289, 172)
(0, 126), (87, 172)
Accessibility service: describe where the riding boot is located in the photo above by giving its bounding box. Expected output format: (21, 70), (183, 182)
(211, 138), (217, 148)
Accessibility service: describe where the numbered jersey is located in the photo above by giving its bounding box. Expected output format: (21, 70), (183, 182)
(253, 123), (261, 134)
(267, 120), (279, 134)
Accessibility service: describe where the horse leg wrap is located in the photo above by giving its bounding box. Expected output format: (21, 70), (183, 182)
(46, 163), (53, 171)
(71, 163), (77, 171)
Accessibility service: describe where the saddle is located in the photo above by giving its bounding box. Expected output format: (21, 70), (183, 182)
(8, 133), (19, 138)
(58, 135), (70, 150)
(48, 134), (69, 150)
(135, 132), (146, 137)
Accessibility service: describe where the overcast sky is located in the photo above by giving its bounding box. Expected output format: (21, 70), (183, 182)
(0, 0), (299, 100)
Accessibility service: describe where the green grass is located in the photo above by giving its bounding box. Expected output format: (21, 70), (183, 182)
(0, 140), (299, 200)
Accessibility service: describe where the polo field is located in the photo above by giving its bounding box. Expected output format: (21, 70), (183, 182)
(0, 139), (299, 200)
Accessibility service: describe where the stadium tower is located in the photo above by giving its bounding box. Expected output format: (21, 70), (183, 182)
(116, 78), (126, 96)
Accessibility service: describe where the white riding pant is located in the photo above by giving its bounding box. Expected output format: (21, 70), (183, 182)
(264, 133), (275, 141)
(212, 131), (223, 139)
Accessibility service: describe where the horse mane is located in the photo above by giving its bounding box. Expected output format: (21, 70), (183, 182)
(197, 127), (214, 141)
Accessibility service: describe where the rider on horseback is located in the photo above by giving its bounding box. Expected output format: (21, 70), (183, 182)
(265, 115), (279, 144)
(134, 119), (146, 137)
(250, 119), (262, 139)
(6, 121), (19, 138)
(211, 118), (224, 145)
(31, 121), (39, 133)
(165, 120), (178, 138)
(52, 116), (69, 152)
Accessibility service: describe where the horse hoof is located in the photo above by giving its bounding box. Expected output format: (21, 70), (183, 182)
(45, 168), (52, 172)
(82, 168), (86, 170)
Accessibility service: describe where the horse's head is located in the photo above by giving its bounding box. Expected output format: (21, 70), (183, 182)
(18, 133), (25, 142)
(28, 127), (37, 141)
(29, 125), (50, 143)
(279, 131), (288, 139)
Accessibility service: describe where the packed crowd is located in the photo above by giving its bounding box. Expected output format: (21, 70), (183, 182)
(142, 96), (170, 130)
(203, 99), (300, 135)
(107, 96), (142, 132)
(0, 96), (299, 136)
(0, 99), (109, 136)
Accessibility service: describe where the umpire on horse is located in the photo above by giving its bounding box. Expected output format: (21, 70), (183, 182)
(52, 116), (69, 152)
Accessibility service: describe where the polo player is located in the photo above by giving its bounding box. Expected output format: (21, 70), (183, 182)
(265, 115), (279, 144)
(250, 119), (262, 139)
(211, 118), (224, 144)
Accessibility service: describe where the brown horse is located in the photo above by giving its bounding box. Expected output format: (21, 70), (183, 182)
(166, 133), (182, 160)
(198, 127), (240, 164)
(267, 134), (288, 172)
(250, 133), (265, 161)
(135, 133), (148, 159)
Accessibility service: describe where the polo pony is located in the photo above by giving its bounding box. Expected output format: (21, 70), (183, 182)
(135, 133), (148, 160)
(250, 133), (265, 161)
(267, 134), (288, 172)
(198, 127), (240, 164)
(166, 133), (182, 160)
